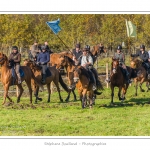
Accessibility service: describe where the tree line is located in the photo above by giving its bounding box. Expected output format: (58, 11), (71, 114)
(0, 14), (150, 52)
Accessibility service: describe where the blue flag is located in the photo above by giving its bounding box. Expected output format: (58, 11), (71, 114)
(46, 18), (61, 34)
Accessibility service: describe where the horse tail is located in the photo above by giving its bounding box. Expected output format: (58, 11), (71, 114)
(31, 70), (44, 91)
(59, 73), (69, 93)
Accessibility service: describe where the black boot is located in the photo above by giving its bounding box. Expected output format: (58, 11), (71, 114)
(42, 74), (46, 84)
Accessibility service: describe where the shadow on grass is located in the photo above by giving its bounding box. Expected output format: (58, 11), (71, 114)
(98, 98), (150, 108)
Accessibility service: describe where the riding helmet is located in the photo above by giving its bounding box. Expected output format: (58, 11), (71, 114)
(140, 44), (145, 49)
(12, 46), (18, 51)
(85, 45), (90, 51)
(76, 43), (80, 48)
(41, 45), (46, 50)
(117, 45), (122, 50)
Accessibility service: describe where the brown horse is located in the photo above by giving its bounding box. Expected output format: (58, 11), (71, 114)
(49, 51), (73, 67)
(0, 52), (44, 105)
(24, 59), (69, 104)
(55, 55), (77, 102)
(71, 66), (96, 108)
(92, 44), (108, 60)
(110, 58), (129, 104)
(130, 57), (150, 96)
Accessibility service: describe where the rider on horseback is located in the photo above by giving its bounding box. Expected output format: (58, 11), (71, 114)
(106, 45), (131, 84)
(9, 46), (22, 84)
(72, 43), (83, 64)
(30, 40), (39, 61)
(36, 45), (50, 84)
(79, 45), (97, 91)
(131, 44), (150, 79)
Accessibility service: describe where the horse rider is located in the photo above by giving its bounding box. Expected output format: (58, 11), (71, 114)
(44, 41), (53, 54)
(9, 46), (22, 84)
(131, 44), (150, 78)
(106, 45), (131, 84)
(72, 43), (83, 64)
(78, 45), (97, 91)
(30, 40), (39, 61)
(36, 45), (50, 84)
(99, 43), (104, 54)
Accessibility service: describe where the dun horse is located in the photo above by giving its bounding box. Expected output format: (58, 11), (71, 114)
(24, 59), (69, 104)
(110, 58), (130, 104)
(0, 52), (44, 105)
(130, 57), (150, 96)
(71, 66), (102, 108)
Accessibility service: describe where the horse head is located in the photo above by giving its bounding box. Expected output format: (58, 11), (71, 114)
(73, 66), (82, 83)
(130, 57), (143, 69)
(111, 58), (119, 74)
(0, 52), (8, 66)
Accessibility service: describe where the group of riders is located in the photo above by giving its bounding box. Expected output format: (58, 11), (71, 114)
(8, 40), (150, 93)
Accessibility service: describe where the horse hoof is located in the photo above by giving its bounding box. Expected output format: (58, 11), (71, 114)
(65, 98), (69, 102)
(60, 99), (63, 102)
(17, 100), (20, 103)
(141, 90), (145, 92)
(37, 97), (42, 101)
(47, 101), (50, 103)
(135, 93), (137, 96)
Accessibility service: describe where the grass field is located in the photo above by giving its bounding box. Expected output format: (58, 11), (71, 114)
(0, 83), (150, 136)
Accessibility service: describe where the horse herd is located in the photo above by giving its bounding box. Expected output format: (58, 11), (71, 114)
(0, 46), (148, 108)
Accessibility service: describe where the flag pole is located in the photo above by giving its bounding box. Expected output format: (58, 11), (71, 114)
(56, 35), (73, 54)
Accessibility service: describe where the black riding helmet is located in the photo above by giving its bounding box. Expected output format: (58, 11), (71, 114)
(117, 45), (122, 50)
(85, 45), (90, 51)
(12, 46), (18, 51)
(76, 43), (80, 48)
(140, 44), (145, 50)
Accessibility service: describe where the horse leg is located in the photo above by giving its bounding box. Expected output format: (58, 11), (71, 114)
(47, 83), (51, 103)
(72, 89), (77, 101)
(134, 80), (138, 96)
(34, 86), (39, 104)
(118, 86), (122, 101)
(139, 82), (145, 92)
(16, 84), (24, 103)
(110, 85), (114, 104)
(65, 89), (71, 102)
(2, 84), (10, 105)
(82, 89), (87, 109)
(25, 80), (32, 104)
(53, 81), (63, 102)
(146, 82), (150, 92)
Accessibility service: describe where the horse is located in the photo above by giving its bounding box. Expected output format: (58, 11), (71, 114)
(0, 52), (44, 105)
(24, 59), (69, 104)
(91, 44), (108, 59)
(110, 58), (130, 104)
(54, 55), (77, 102)
(130, 57), (150, 96)
(71, 66), (97, 108)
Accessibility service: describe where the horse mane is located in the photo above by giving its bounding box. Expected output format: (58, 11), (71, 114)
(79, 66), (90, 79)
(64, 56), (75, 65)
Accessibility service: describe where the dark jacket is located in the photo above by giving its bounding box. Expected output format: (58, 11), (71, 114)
(37, 51), (50, 64)
(9, 52), (21, 65)
(72, 49), (83, 59)
(131, 50), (149, 62)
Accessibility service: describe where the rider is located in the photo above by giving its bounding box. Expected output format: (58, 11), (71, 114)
(80, 45), (97, 91)
(72, 43), (82, 64)
(9, 46), (22, 84)
(44, 41), (53, 54)
(37, 45), (50, 84)
(106, 45), (131, 84)
(30, 40), (39, 61)
(131, 44), (150, 78)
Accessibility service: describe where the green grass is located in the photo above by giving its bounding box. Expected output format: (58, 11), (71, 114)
(0, 83), (150, 136)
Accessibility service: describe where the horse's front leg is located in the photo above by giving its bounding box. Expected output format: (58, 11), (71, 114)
(2, 84), (10, 105)
(139, 80), (145, 92)
(47, 83), (51, 103)
(146, 81), (150, 92)
(134, 79), (138, 96)
(118, 86), (122, 101)
(110, 84), (114, 104)
(82, 89), (87, 109)
(16, 84), (24, 103)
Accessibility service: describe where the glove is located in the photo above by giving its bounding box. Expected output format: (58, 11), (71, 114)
(130, 54), (133, 57)
(41, 62), (45, 65)
(36, 62), (40, 65)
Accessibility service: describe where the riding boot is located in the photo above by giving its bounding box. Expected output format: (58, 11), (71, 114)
(17, 73), (21, 84)
(124, 69), (131, 84)
(91, 72), (97, 91)
(42, 74), (46, 84)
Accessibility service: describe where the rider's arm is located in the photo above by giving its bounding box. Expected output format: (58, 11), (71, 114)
(131, 51), (140, 57)
(87, 55), (93, 65)
(13, 54), (21, 63)
(143, 52), (149, 62)
(44, 52), (50, 63)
